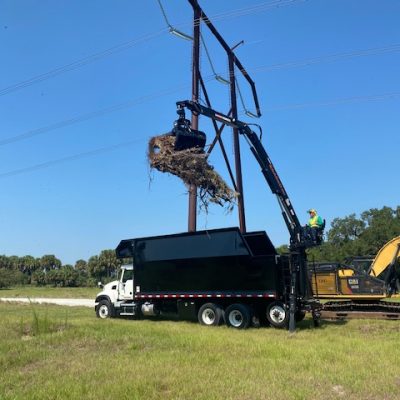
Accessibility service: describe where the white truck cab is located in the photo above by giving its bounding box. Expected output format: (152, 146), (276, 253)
(95, 265), (135, 318)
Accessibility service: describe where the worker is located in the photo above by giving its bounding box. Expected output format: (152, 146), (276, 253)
(307, 209), (324, 243)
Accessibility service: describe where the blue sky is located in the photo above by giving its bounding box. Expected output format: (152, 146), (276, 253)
(1, 0), (399, 264)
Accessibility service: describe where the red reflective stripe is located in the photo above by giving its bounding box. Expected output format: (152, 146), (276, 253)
(135, 293), (276, 299)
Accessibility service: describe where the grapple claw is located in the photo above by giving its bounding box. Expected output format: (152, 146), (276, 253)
(173, 126), (206, 151)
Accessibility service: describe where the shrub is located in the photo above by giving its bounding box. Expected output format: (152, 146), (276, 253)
(0, 269), (27, 288)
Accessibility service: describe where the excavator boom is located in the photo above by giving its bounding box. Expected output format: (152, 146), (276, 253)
(369, 236), (400, 279)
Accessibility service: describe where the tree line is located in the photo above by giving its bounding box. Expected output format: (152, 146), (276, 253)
(307, 206), (400, 263)
(276, 206), (400, 261)
(0, 250), (122, 288)
(1, 206), (399, 289)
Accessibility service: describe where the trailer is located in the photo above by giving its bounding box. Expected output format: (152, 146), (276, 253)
(95, 227), (302, 329)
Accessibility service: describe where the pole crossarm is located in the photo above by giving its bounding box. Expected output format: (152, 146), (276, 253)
(187, 0), (261, 117)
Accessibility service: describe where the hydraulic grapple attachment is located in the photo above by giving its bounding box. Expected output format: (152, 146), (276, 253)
(173, 124), (206, 151)
(170, 104), (206, 151)
(147, 102), (236, 209)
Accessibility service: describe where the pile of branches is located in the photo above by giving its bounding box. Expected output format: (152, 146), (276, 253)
(148, 134), (237, 211)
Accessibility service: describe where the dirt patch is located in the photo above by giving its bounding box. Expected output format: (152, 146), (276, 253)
(359, 324), (400, 334)
(332, 385), (346, 397)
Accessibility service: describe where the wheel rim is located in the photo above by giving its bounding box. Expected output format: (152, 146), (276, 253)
(99, 304), (109, 318)
(228, 310), (243, 327)
(269, 305), (286, 324)
(201, 309), (216, 325)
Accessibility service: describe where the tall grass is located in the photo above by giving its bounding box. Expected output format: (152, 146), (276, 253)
(16, 300), (69, 337)
(1, 302), (400, 400)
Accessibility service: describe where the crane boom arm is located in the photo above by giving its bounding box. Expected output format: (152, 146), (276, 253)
(176, 100), (302, 243)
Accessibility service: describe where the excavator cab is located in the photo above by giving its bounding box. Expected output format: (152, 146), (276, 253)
(170, 104), (206, 151)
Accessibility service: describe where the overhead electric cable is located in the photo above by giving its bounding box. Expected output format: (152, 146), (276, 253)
(2, 43), (399, 147)
(1, 77), (398, 148)
(3, 88), (398, 151)
(0, 30), (167, 97)
(250, 43), (400, 74)
(0, 138), (144, 179)
(0, 0), (306, 96)
(0, 81), (200, 147)
(197, 0), (306, 26)
(265, 91), (400, 111)
(1, 90), (399, 179)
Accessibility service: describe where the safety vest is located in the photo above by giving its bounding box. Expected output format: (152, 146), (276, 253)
(308, 215), (322, 228)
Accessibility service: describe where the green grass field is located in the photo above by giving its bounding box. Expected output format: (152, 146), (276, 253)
(1, 301), (400, 400)
(0, 286), (99, 298)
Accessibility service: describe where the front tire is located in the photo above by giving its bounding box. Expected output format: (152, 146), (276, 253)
(225, 304), (251, 329)
(96, 300), (113, 319)
(266, 302), (288, 328)
(198, 303), (224, 326)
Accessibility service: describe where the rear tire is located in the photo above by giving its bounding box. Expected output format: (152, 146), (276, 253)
(225, 304), (251, 329)
(266, 302), (288, 329)
(295, 310), (306, 322)
(198, 303), (224, 326)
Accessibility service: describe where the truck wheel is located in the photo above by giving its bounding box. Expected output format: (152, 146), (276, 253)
(295, 310), (306, 322)
(96, 300), (113, 319)
(198, 303), (224, 326)
(266, 302), (288, 329)
(225, 304), (251, 329)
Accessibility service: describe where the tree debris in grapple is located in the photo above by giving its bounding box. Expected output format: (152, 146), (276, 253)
(148, 134), (237, 211)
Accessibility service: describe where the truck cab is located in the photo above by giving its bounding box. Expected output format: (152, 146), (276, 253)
(95, 265), (136, 318)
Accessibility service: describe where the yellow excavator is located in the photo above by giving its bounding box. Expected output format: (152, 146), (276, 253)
(309, 237), (400, 318)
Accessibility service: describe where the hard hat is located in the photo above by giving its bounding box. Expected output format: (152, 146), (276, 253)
(308, 209), (317, 214)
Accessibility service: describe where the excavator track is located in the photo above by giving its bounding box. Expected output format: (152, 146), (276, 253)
(321, 300), (400, 320)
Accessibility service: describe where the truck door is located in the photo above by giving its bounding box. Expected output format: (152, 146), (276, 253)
(119, 269), (134, 300)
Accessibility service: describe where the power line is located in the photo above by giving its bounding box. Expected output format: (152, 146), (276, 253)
(199, 0), (306, 25)
(0, 30), (167, 97)
(0, 81), (197, 146)
(0, 138), (144, 179)
(0, 0), (306, 96)
(2, 90), (399, 180)
(250, 43), (400, 74)
(2, 40), (399, 148)
(265, 91), (400, 111)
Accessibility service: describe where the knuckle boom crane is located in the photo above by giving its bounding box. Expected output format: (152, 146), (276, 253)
(172, 100), (322, 330)
(95, 100), (323, 331)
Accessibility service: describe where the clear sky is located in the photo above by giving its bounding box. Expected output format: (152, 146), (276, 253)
(1, 0), (399, 265)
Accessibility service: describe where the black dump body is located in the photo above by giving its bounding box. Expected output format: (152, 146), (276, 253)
(116, 227), (285, 297)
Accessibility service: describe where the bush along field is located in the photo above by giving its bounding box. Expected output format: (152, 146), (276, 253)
(1, 302), (400, 400)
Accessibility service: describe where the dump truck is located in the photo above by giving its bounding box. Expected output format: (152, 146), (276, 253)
(96, 227), (297, 328)
(95, 100), (323, 330)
